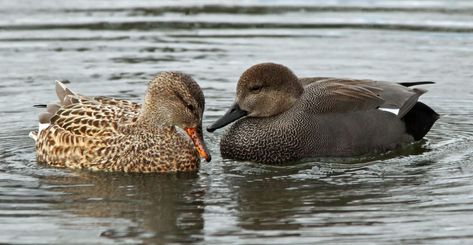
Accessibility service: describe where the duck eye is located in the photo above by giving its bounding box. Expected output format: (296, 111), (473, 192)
(249, 85), (263, 93)
(187, 104), (195, 111)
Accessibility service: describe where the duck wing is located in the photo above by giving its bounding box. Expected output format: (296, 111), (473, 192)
(32, 81), (144, 168)
(301, 78), (384, 114)
(53, 81), (140, 136)
(31, 81), (141, 141)
(300, 77), (430, 117)
(50, 101), (139, 138)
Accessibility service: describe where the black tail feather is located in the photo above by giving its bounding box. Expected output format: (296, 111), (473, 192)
(401, 102), (439, 141)
(399, 81), (434, 87)
(33, 104), (47, 108)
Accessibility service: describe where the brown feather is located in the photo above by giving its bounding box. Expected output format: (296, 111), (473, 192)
(32, 73), (206, 173)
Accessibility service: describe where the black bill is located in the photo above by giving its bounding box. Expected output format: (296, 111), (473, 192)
(207, 103), (248, 132)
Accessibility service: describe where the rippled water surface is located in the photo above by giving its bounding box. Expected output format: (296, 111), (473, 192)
(1, 0), (473, 244)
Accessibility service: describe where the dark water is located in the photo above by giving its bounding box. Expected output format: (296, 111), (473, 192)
(1, 0), (473, 244)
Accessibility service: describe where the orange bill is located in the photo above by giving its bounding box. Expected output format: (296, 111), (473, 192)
(185, 127), (211, 162)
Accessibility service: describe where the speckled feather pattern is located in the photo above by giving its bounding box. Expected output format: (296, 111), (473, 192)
(33, 73), (203, 173)
(220, 96), (412, 164)
(218, 64), (432, 164)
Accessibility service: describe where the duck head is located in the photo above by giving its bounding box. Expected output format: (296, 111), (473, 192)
(207, 63), (303, 132)
(139, 72), (211, 162)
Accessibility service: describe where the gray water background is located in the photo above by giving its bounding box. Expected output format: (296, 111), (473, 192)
(1, 0), (473, 244)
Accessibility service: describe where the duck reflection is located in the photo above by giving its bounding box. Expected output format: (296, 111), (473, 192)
(40, 171), (206, 244)
(224, 157), (429, 234)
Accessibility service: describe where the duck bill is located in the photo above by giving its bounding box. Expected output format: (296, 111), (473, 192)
(185, 127), (211, 162)
(207, 103), (248, 132)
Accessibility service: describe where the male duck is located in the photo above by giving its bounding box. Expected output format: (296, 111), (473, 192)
(207, 63), (439, 164)
(30, 72), (211, 172)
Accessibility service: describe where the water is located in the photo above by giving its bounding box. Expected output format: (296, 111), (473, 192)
(1, 0), (473, 244)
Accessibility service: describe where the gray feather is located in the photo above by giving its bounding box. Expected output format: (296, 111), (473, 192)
(220, 77), (436, 164)
(38, 112), (52, 124)
(46, 103), (61, 115)
(300, 77), (429, 118)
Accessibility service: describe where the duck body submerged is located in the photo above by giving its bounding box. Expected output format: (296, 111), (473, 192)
(221, 91), (432, 164)
(31, 72), (211, 173)
(35, 108), (199, 172)
(209, 63), (439, 164)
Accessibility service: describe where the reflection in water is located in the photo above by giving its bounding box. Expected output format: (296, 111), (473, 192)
(224, 161), (430, 237)
(42, 172), (206, 244)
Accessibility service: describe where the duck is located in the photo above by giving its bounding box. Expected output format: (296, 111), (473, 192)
(207, 63), (439, 164)
(29, 72), (211, 173)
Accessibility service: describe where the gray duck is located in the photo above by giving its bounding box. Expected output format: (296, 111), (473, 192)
(207, 63), (439, 164)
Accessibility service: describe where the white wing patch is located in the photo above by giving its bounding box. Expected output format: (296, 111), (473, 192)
(379, 108), (400, 116)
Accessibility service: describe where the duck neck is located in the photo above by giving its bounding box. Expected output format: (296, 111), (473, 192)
(281, 81), (304, 113)
(293, 82), (304, 98)
(137, 96), (173, 130)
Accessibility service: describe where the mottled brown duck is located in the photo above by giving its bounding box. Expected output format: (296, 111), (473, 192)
(207, 63), (439, 164)
(30, 72), (211, 173)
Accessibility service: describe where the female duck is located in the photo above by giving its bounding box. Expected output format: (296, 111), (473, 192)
(30, 72), (211, 172)
(207, 63), (438, 164)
